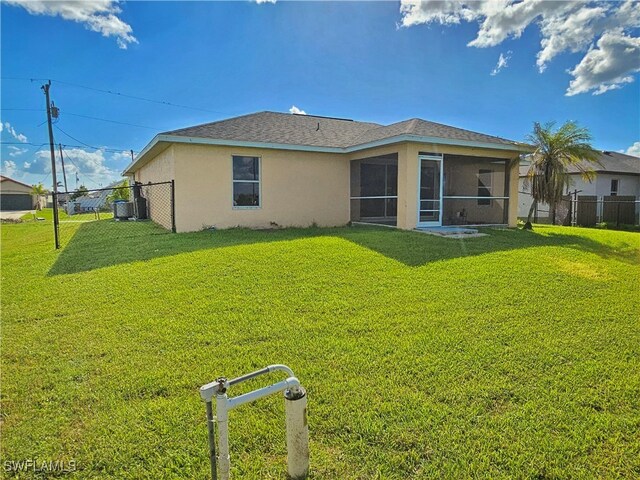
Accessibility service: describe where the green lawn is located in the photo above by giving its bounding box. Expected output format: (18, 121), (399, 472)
(1, 219), (639, 479)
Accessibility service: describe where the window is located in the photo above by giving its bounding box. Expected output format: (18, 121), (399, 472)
(477, 169), (492, 205)
(232, 156), (260, 207)
(610, 179), (619, 196)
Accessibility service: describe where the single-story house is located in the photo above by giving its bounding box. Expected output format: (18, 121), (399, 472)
(123, 111), (530, 233)
(66, 189), (111, 214)
(0, 175), (35, 211)
(518, 151), (640, 223)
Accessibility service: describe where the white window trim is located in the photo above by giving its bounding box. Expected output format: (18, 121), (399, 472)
(231, 155), (262, 209)
(610, 178), (619, 196)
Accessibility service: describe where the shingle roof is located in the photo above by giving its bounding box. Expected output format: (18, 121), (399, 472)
(348, 118), (520, 148)
(163, 111), (382, 149)
(162, 111), (522, 149)
(568, 151), (640, 175)
(519, 151), (640, 176)
(125, 111), (528, 175)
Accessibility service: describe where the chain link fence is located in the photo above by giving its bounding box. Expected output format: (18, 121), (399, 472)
(51, 180), (175, 249)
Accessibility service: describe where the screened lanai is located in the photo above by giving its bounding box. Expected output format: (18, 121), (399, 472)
(350, 154), (398, 226)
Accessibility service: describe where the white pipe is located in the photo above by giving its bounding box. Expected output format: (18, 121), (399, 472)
(228, 377), (300, 410)
(267, 364), (295, 378)
(200, 365), (308, 480)
(216, 393), (231, 480)
(285, 388), (309, 480)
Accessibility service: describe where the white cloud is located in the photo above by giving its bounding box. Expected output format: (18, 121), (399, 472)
(491, 51), (512, 76)
(23, 147), (119, 185)
(2, 160), (17, 177)
(255, 0), (276, 4)
(3, 122), (28, 143)
(0, 123), (3, 133)
(566, 30), (640, 96)
(399, 0), (640, 96)
(5, 0), (137, 49)
(110, 150), (133, 162)
(399, 0), (480, 27)
(289, 105), (307, 115)
(625, 141), (640, 157)
(8, 146), (28, 157)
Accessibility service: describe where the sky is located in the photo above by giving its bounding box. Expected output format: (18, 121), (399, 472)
(1, 0), (639, 190)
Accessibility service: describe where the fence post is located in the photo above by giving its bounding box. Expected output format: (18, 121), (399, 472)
(597, 196), (603, 223)
(616, 201), (621, 228)
(170, 180), (176, 233)
(52, 191), (60, 249)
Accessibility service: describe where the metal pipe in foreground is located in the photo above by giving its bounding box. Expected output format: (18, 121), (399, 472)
(199, 365), (309, 480)
(205, 401), (217, 480)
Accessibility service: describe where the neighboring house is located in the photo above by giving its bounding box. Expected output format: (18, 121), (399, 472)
(0, 175), (35, 211)
(66, 182), (120, 214)
(518, 151), (640, 223)
(123, 111), (530, 232)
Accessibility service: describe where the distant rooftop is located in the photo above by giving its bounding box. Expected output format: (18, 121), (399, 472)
(0, 175), (32, 189)
(519, 150), (640, 176)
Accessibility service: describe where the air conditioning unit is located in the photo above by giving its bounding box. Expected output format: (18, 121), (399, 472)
(113, 201), (134, 220)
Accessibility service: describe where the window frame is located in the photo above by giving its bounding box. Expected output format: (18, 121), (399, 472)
(610, 178), (619, 196)
(231, 155), (262, 209)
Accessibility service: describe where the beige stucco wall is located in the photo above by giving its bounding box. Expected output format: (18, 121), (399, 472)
(133, 140), (521, 232)
(171, 144), (349, 232)
(133, 146), (174, 230)
(134, 145), (174, 184)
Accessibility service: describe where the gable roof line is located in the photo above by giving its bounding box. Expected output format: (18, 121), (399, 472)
(123, 133), (529, 175)
(0, 175), (33, 189)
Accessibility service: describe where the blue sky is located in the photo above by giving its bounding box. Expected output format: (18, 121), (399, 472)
(1, 1), (639, 189)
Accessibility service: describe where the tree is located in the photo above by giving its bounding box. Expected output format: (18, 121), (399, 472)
(31, 183), (48, 211)
(70, 185), (89, 200)
(523, 121), (600, 229)
(106, 179), (130, 204)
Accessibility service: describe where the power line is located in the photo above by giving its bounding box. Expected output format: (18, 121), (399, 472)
(60, 145), (115, 189)
(1, 140), (137, 154)
(54, 124), (111, 151)
(51, 79), (232, 115)
(1, 106), (159, 130)
(1, 77), (49, 82)
(1, 76), (235, 116)
(1, 142), (48, 147)
(63, 111), (158, 130)
(3, 107), (159, 130)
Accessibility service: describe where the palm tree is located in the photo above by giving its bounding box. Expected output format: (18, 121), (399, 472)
(31, 183), (48, 211)
(523, 121), (600, 229)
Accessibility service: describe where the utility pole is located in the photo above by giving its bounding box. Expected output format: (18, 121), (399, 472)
(42, 81), (60, 249)
(58, 144), (69, 192)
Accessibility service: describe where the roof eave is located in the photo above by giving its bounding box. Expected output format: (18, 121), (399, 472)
(345, 134), (533, 153)
(124, 133), (531, 175)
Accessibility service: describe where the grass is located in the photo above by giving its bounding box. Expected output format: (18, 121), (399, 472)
(1, 217), (639, 479)
(20, 208), (114, 223)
